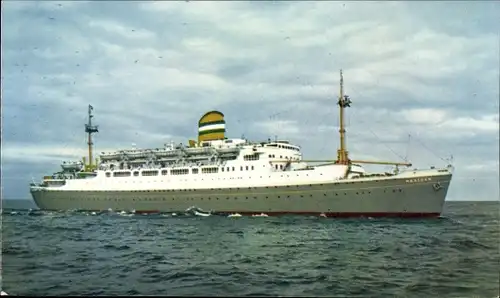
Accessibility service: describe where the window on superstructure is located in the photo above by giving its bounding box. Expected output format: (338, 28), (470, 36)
(202, 167), (218, 174)
(232, 167), (235, 171)
(133, 171), (139, 176)
(240, 166), (243, 171)
(226, 167), (230, 172)
(244, 154), (259, 161)
(221, 167), (225, 172)
(192, 168), (199, 174)
(161, 170), (168, 175)
(171, 169), (189, 175)
(275, 165), (278, 170)
(105, 172), (111, 177)
(142, 170), (159, 176)
(245, 166), (248, 171)
(251, 166), (254, 170)
(280, 165), (283, 170)
(114, 171), (131, 177)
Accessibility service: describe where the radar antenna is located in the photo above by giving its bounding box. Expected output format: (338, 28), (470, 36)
(85, 104), (99, 171)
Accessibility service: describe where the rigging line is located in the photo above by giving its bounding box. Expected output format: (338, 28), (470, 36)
(235, 100), (304, 136)
(364, 125), (407, 162)
(267, 100), (305, 120)
(405, 134), (411, 161)
(348, 109), (448, 163)
(344, 105), (404, 160)
(411, 134), (448, 163)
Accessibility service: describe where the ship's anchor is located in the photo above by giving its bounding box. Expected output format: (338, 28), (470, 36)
(433, 182), (442, 191)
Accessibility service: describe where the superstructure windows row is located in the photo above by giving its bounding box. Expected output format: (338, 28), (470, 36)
(243, 154), (259, 161)
(171, 169), (189, 175)
(105, 165), (257, 177)
(266, 143), (300, 151)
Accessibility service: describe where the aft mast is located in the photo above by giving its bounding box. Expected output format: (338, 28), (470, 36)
(336, 69), (351, 165)
(84, 104), (99, 171)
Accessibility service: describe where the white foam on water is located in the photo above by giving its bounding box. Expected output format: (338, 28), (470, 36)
(228, 213), (242, 217)
(117, 210), (135, 217)
(252, 213), (268, 217)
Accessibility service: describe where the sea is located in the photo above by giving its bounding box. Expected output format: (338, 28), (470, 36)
(1, 200), (499, 297)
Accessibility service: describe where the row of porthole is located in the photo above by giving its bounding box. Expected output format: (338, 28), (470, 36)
(66, 185), (329, 193)
(64, 196), (310, 201)
(57, 190), (405, 201)
(53, 187), (404, 194)
(131, 187), (392, 193)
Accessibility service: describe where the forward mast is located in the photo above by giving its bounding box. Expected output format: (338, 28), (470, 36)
(336, 69), (350, 165)
(303, 69), (412, 168)
(84, 104), (99, 171)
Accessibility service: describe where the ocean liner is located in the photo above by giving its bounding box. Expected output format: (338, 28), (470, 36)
(30, 70), (453, 217)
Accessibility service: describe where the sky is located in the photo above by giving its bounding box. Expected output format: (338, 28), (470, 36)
(1, 1), (499, 201)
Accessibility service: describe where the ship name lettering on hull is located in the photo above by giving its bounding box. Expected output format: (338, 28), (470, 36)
(406, 177), (432, 183)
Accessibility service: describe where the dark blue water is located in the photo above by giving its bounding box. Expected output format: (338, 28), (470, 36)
(2, 201), (499, 297)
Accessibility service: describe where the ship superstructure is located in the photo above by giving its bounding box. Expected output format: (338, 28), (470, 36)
(30, 71), (454, 217)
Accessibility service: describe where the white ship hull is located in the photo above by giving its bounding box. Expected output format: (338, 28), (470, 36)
(30, 168), (452, 217)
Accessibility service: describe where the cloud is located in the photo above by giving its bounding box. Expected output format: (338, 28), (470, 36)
(87, 20), (156, 40)
(2, 1), (499, 202)
(2, 144), (94, 164)
(400, 108), (448, 126)
(255, 120), (301, 138)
